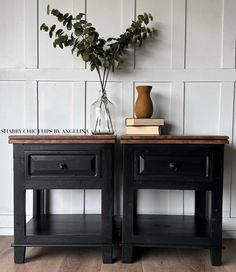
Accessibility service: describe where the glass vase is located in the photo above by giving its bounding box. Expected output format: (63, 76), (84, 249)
(90, 91), (115, 135)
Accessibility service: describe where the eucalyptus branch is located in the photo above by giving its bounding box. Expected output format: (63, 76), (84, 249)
(103, 67), (111, 91)
(40, 5), (156, 90)
(96, 67), (104, 92)
(102, 67), (106, 91)
(103, 44), (120, 90)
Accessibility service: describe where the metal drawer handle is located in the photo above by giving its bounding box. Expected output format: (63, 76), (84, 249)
(58, 162), (67, 170)
(169, 162), (178, 172)
(205, 155), (209, 177)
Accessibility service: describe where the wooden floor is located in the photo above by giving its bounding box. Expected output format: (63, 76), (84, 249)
(1, 237), (236, 272)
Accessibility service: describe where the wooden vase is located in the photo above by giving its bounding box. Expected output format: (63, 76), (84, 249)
(135, 85), (153, 118)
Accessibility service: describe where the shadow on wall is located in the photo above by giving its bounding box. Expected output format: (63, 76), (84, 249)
(151, 91), (172, 135)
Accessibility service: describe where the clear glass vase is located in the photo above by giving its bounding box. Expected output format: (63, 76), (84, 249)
(90, 91), (115, 135)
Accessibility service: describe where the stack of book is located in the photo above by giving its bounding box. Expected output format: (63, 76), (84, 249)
(125, 118), (164, 135)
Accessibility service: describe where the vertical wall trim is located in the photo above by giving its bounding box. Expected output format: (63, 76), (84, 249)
(36, 81), (39, 134)
(218, 83), (222, 134)
(85, 81), (87, 134)
(24, 0), (26, 68)
(72, 82), (75, 132)
(72, 0), (86, 69)
(133, 0), (137, 69)
(170, 0), (174, 68)
(182, 82), (186, 135)
(85, 0), (87, 18)
(220, 0), (225, 68)
(221, 0), (236, 68)
(183, 0), (187, 69)
(23, 82), (27, 128)
(183, 81), (187, 215)
(217, 82), (234, 217)
(171, 0), (186, 68)
(37, 0), (39, 68)
(24, 0), (38, 68)
(132, 81), (136, 117)
(230, 82), (236, 217)
(85, 0), (87, 70)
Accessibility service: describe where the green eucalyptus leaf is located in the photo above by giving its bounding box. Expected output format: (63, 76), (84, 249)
(138, 15), (144, 21)
(88, 33), (95, 42)
(76, 13), (85, 20)
(51, 9), (59, 17)
(73, 22), (81, 29)
(67, 15), (73, 22)
(40, 23), (46, 31)
(75, 29), (83, 36)
(56, 29), (63, 36)
(63, 16), (71, 25)
(67, 22), (72, 30)
(63, 13), (69, 19)
(84, 28), (91, 34)
(82, 53), (90, 62)
(99, 39), (106, 46)
(148, 13), (153, 21)
(50, 24), (56, 32)
(47, 5), (50, 15)
(144, 13), (149, 24)
(58, 13), (64, 22)
(91, 64), (96, 71)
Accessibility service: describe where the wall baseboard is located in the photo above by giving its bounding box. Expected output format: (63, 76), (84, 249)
(0, 228), (13, 235)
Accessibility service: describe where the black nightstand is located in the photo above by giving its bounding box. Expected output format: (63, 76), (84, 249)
(120, 135), (229, 266)
(9, 135), (115, 264)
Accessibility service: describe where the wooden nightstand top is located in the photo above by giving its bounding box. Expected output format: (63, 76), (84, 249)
(8, 135), (116, 144)
(120, 135), (229, 145)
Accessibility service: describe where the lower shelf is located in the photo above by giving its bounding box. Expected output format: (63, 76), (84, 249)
(26, 214), (102, 236)
(135, 215), (210, 237)
(127, 215), (211, 248)
(21, 214), (105, 245)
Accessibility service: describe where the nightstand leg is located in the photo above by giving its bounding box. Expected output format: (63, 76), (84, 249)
(211, 187), (223, 266)
(14, 247), (25, 264)
(33, 189), (45, 217)
(195, 191), (206, 219)
(102, 245), (113, 264)
(122, 245), (133, 263)
(211, 248), (222, 266)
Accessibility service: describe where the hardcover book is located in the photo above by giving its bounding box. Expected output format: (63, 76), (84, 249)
(126, 126), (161, 135)
(125, 118), (164, 126)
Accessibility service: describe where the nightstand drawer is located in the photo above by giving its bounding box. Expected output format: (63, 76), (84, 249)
(135, 148), (212, 182)
(28, 153), (98, 177)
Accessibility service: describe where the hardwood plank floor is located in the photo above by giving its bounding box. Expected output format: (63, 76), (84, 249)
(1, 237), (236, 272)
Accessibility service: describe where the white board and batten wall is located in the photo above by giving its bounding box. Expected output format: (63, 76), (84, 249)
(0, 0), (236, 236)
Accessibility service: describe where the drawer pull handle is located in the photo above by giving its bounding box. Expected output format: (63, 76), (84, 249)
(169, 162), (178, 172)
(205, 156), (209, 177)
(58, 162), (67, 170)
